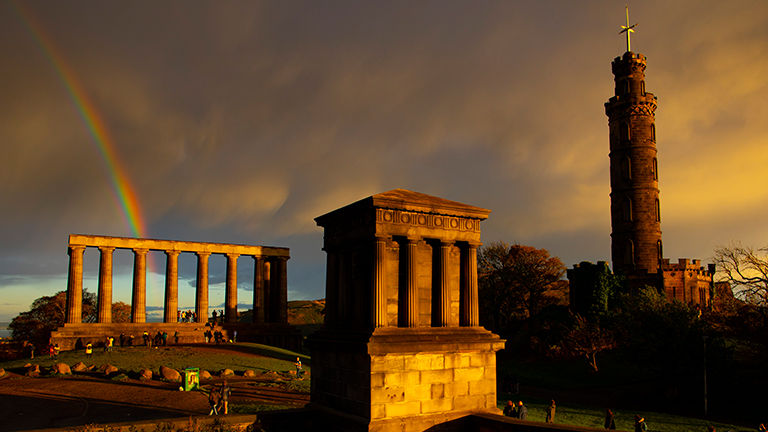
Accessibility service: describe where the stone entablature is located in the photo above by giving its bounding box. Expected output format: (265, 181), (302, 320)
(310, 189), (504, 431)
(64, 234), (289, 326)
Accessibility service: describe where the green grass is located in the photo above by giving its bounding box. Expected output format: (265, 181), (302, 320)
(496, 399), (748, 431)
(0, 343), (309, 376)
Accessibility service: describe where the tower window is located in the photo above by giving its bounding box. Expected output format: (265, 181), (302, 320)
(652, 158), (658, 180)
(655, 198), (661, 222)
(641, 81), (645, 94)
(622, 156), (632, 180)
(623, 80), (630, 95)
(620, 122), (630, 142)
(623, 196), (633, 222)
(651, 123), (656, 141)
(657, 240), (663, 261)
(626, 240), (635, 269)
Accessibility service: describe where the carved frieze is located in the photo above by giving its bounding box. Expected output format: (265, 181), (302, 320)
(376, 208), (481, 233)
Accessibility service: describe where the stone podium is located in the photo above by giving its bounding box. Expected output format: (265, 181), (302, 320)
(309, 189), (504, 432)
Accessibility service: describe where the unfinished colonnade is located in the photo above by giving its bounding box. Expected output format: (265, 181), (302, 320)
(65, 234), (289, 325)
(52, 234), (297, 350)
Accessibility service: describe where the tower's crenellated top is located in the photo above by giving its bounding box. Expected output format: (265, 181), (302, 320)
(611, 52), (647, 77)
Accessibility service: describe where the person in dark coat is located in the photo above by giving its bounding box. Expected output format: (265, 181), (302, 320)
(604, 409), (616, 430)
(503, 400), (516, 417)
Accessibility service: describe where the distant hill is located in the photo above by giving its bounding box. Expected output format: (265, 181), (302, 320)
(287, 299), (325, 325)
(238, 299), (325, 325)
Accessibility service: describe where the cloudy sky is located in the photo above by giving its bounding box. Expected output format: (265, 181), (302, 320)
(1, 0), (767, 322)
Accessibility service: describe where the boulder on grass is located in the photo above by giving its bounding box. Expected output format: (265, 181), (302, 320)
(71, 362), (87, 372)
(139, 369), (153, 381)
(0, 368), (6, 378)
(103, 365), (118, 375)
(25, 364), (40, 377)
(200, 370), (212, 380)
(52, 363), (71, 375)
(159, 365), (181, 382)
(243, 369), (256, 377)
(219, 368), (234, 377)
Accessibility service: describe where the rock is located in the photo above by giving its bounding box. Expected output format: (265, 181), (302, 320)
(219, 368), (234, 377)
(86, 364), (96, 371)
(104, 365), (118, 375)
(0, 368), (5, 377)
(71, 362), (87, 372)
(25, 364), (40, 377)
(52, 363), (71, 375)
(200, 370), (212, 380)
(159, 366), (181, 382)
(243, 369), (256, 377)
(139, 369), (153, 381)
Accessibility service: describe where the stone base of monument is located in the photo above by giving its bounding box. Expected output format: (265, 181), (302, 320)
(50, 322), (301, 351)
(306, 326), (505, 432)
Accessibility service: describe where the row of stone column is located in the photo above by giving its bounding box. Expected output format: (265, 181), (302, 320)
(325, 237), (479, 328)
(65, 246), (288, 325)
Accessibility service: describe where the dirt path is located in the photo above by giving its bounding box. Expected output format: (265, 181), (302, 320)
(0, 371), (308, 431)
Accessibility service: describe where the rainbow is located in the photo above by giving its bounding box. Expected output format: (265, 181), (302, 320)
(10, 1), (147, 238)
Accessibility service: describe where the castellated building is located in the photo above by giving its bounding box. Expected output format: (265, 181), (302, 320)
(602, 50), (714, 306)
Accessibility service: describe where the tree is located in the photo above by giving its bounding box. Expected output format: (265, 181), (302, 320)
(714, 243), (768, 306)
(9, 290), (97, 346)
(478, 242), (566, 334)
(112, 301), (132, 323)
(561, 314), (615, 372)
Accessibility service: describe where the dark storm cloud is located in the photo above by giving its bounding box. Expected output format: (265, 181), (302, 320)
(1, 0), (768, 319)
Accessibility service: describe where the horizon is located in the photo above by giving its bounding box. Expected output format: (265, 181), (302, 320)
(2, 1), (768, 322)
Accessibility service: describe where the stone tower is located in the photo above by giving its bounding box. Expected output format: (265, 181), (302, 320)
(605, 51), (662, 282)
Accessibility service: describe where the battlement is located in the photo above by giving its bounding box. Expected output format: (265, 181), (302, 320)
(612, 51), (647, 76)
(659, 258), (715, 276)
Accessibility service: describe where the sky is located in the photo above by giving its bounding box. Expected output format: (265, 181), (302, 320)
(1, 0), (767, 322)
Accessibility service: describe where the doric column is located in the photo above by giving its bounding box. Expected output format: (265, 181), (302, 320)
(65, 245), (86, 323)
(97, 246), (115, 323)
(372, 235), (389, 328)
(460, 241), (480, 326)
(252, 256), (265, 323)
(164, 250), (180, 323)
(263, 260), (272, 322)
(438, 241), (454, 327)
(195, 252), (211, 323)
(324, 249), (339, 325)
(225, 253), (239, 323)
(403, 237), (419, 327)
(131, 248), (148, 323)
(272, 257), (288, 324)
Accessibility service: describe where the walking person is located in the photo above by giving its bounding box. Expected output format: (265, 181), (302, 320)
(208, 386), (221, 415)
(220, 380), (231, 415)
(604, 409), (616, 430)
(545, 399), (556, 423)
(634, 415), (648, 432)
(85, 342), (93, 359)
(295, 357), (303, 378)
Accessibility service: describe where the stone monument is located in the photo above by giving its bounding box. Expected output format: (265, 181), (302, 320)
(309, 189), (504, 432)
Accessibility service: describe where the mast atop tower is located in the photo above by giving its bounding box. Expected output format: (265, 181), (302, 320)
(619, 5), (637, 53)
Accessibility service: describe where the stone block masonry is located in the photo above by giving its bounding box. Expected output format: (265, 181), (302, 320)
(309, 190), (505, 432)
